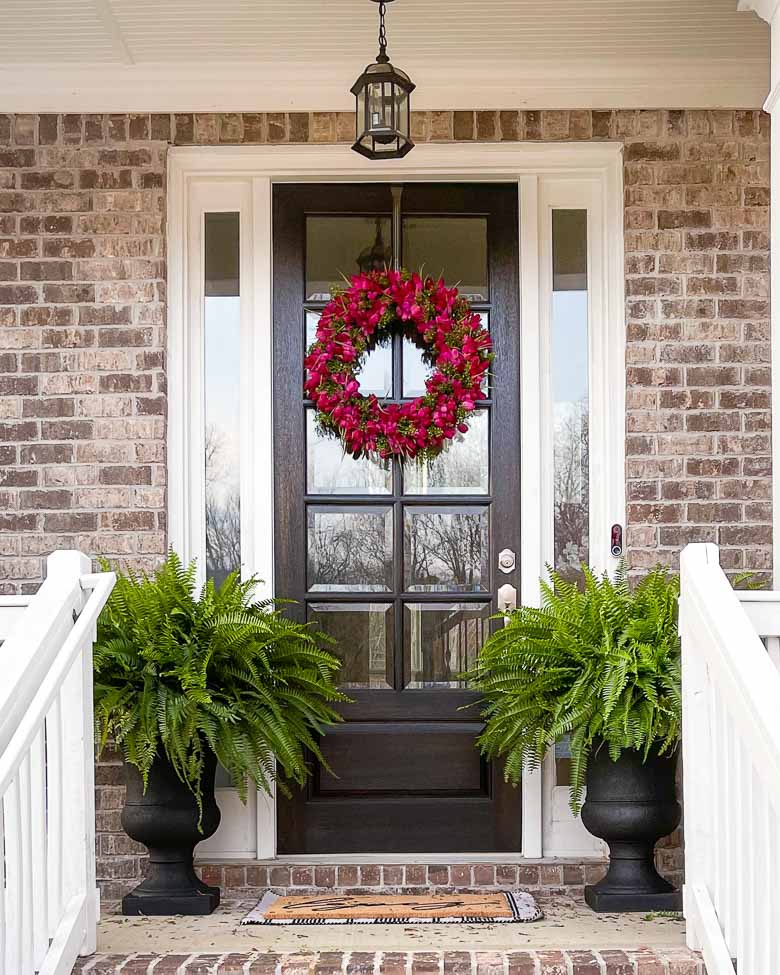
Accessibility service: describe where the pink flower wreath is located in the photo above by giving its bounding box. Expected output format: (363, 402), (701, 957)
(304, 269), (492, 462)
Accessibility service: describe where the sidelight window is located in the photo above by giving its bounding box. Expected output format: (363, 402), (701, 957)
(551, 209), (590, 580)
(204, 213), (241, 586)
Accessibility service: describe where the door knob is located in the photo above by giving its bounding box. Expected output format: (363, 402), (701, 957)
(497, 583), (517, 614)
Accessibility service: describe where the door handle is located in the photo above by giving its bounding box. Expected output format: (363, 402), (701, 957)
(497, 583), (517, 615)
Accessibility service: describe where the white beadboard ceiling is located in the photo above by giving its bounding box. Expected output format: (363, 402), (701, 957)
(0, 0), (770, 111)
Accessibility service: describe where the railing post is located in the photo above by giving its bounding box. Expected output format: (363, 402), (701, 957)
(47, 552), (94, 957)
(680, 543), (717, 952)
(79, 600), (99, 954)
(0, 550), (87, 758)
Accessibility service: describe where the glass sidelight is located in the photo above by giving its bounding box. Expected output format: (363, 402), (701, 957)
(551, 209), (589, 580)
(204, 212), (241, 586)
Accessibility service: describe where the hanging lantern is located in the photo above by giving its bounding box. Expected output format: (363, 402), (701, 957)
(351, 0), (415, 160)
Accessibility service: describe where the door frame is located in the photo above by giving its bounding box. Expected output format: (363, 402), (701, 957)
(167, 142), (625, 860)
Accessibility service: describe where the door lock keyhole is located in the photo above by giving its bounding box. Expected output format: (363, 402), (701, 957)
(498, 548), (516, 574)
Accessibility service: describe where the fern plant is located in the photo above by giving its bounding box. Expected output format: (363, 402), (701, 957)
(465, 563), (681, 813)
(94, 551), (346, 814)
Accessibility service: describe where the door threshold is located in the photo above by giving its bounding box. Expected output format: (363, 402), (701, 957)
(197, 853), (606, 865)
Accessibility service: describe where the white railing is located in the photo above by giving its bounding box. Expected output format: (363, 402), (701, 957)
(736, 590), (780, 673)
(680, 542), (780, 975)
(0, 551), (115, 975)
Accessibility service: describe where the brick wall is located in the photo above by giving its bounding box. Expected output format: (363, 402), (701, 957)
(0, 114), (167, 591)
(0, 109), (770, 894)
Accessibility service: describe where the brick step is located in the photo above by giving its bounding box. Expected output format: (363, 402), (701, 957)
(72, 948), (705, 974)
(194, 860), (611, 903)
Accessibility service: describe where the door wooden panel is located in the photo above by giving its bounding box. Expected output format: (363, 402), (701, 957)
(273, 183), (521, 853)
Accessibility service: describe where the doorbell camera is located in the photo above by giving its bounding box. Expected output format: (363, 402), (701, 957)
(610, 524), (623, 558)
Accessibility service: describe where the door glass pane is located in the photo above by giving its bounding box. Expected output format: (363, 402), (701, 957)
(204, 212), (240, 587)
(404, 602), (491, 688)
(309, 602), (394, 689)
(402, 216), (488, 301)
(403, 313), (489, 397)
(404, 410), (489, 495)
(306, 216), (392, 301)
(404, 506), (489, 592)
(308, 506), (393, 592)
(307, 411), (391, 495)
(307, 310), (392, 397)
(552, 210), (589, 580)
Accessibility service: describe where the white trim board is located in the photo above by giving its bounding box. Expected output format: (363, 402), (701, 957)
(169, 142), (625, 861)
(0, 55), (768, 112)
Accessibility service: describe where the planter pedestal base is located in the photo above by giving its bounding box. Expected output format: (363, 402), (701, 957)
(123, 886), (220, 917)
(122, 862), (221, 916)
(584, 886), (681, 913)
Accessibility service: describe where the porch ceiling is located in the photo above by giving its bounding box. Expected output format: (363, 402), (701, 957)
(0, 0), (770, 112)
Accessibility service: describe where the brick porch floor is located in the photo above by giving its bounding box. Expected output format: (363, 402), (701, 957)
(69, 897), (704, 973)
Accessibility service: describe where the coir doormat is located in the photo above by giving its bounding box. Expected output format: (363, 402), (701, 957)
(241, 890), (543, 925)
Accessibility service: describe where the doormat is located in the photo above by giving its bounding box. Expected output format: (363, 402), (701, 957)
(241, 890), (543, 925)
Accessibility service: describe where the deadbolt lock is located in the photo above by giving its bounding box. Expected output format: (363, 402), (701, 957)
(498, 548), (516, 574)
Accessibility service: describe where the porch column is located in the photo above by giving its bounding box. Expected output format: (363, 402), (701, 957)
(739, 0), (780, 572)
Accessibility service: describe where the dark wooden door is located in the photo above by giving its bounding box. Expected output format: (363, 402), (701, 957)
(273, 183), (521, 853)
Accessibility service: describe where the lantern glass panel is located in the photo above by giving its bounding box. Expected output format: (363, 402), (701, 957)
(356, 87), (367, 140)
(368, 83), (384, 131)
(395, 85), (409, 137)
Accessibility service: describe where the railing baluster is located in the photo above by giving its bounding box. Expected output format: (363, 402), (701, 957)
(734, 746), (750, 971)
(752, 775), (768, 973)
(19, 753), (34, 974)
(5, 776), (23, 975)
(0, 793), (6, 972)
(711, 687), (727, 924)
(764, 634), (780, 671)
(724, 718), (738, 954)
(771, 808), (780, 974)
(30, 726), (49, 968)
(47, 691), (64, 934)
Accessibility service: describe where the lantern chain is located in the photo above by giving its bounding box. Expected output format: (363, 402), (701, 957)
(377, 1), (389, 62)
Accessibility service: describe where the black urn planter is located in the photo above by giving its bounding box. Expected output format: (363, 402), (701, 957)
(581, 743), (682, 913)
(121, 751), (221, 916)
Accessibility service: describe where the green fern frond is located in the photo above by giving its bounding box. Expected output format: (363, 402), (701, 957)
(94, 549), (346, 823)
(463, 561), (682, 814)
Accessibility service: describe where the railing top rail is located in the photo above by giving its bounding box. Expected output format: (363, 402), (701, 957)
(736, 590), (780, 602)
(0, 595), (32, 607)
(681, 542), (780, 808)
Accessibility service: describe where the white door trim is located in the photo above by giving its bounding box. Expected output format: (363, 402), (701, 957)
(168, 141), (625, 860)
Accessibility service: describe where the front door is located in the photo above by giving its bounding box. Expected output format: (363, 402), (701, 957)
(273, 183), (521, 853)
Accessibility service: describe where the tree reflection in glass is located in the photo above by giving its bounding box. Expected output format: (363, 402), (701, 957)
(204, 211), (241, 588)
(552, 210), (589, 583)
(308, 507), (393, 592)
(404, 411), (488, 495)
(404, 507), (489, 592)
(404, 602), (491, 687)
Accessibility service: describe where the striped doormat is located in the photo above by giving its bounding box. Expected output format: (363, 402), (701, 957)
(241, 890), (543, 925)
